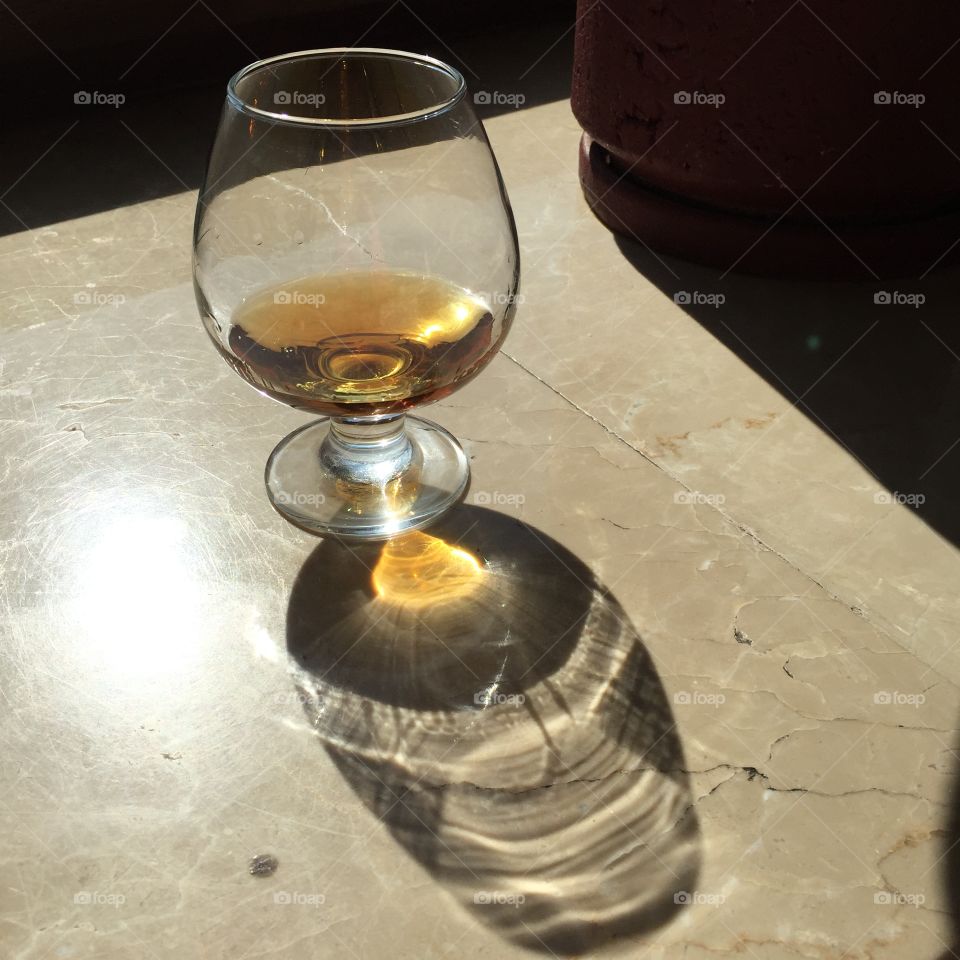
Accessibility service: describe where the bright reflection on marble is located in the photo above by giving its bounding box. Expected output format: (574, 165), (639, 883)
(248, 618), (281, 662)
(69, 514), (203, 678)
(372, 531), (484, 607)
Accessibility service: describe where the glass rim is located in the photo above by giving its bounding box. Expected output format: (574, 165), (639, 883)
(226, 47), (468, 129)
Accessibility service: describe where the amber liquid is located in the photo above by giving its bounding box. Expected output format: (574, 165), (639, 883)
(221, 271), (498, 417)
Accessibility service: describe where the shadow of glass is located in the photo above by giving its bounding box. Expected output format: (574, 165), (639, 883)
(612, 235), (960, 552)
(287, 504), (700, 954)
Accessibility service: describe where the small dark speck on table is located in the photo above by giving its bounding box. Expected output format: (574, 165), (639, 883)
(249, 854), (279, 877)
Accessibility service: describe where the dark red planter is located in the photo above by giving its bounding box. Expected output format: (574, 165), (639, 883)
(572, 0), (960, 278)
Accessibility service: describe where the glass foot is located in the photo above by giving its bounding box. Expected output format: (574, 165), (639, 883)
(265, 414), (469, 540)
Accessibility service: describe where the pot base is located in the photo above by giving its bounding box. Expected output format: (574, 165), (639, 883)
(580, 134), (960, 281)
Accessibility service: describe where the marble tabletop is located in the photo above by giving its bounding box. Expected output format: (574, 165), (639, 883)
(3, 98), (960, 959)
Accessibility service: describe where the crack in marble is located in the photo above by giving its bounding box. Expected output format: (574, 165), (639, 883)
(56, 398), (134, 410)
(501, 352), (913, 663)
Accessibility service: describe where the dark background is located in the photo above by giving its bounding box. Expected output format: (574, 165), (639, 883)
(1, 0), (576, 234)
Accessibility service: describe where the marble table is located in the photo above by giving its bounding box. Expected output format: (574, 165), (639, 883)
(3, 99), (960, 959)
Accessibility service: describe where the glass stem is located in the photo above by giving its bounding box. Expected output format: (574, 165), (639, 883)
(319, 414), (414, 484)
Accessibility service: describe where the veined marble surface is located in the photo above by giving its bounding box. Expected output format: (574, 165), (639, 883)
(2, 99), (959, 959)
